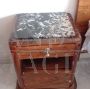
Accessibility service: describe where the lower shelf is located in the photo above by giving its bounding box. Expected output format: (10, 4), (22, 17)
(19, 57), (73, 89)
(16, 77), (77, 89)
(22, 70), (73, 89)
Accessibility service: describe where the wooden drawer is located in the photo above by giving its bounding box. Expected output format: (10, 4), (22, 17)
(10, 43), (76, 59)
(16, 51), (74, 59)
(10, 44), (75, 52)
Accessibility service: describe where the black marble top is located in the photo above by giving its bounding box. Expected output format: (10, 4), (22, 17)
(13, 12), (75, 39)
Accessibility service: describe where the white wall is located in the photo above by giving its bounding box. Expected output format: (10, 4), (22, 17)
(0, 0), (78, 63)
(0, 0), (78, 19)
(0, 15), (16, 63)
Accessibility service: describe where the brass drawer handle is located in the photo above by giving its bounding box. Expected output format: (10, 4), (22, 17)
(44, 48), (51, 57)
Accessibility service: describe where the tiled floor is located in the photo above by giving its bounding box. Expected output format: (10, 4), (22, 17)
(0, 64), (16, 89)
(75, 58), (90, 89)
(0, 58), (90, 89)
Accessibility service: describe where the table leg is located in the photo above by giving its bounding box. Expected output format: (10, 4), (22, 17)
(16, 82), (21, 89)
(69, 77), (77, 89)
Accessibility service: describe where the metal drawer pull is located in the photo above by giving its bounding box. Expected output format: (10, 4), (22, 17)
(44, 48), (51, 57)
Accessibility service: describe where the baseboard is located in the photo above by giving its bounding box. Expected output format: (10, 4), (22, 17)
(80, 52), (90, 59)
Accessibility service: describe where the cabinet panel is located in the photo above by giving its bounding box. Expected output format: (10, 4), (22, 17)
(76, 0), (90, 42)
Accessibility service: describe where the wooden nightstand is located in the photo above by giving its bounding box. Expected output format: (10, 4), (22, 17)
(9, 13), (81, 89)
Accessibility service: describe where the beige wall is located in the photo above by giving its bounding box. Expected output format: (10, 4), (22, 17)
(0, 15), (16, 63)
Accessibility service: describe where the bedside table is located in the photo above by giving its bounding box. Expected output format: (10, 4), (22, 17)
(9, 12), (81, 89)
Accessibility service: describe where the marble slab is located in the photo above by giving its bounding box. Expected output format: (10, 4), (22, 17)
(14, 12), (75, 39)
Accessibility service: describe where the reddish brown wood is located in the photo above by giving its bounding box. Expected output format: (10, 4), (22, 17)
(76, 0), (90, 43)
(22, 70), (72, 88)
(21, 58), (72, 71)
(16, 78), (77, 89)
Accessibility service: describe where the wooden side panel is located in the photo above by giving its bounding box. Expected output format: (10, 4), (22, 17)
(76, 0), (90, 42)
(77, 0), (90, 23)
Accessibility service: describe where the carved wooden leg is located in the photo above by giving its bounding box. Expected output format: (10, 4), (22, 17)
(16, 82), (21, 89)
(69, 77), (77, 89)
(74, 77), (77, 89)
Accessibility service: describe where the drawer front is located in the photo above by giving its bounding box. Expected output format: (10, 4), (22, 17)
(10, 44), (75, 52)
(22, 70), (73, 89)
(16, 51), (74, 60)
(10, 44), (75, 59)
